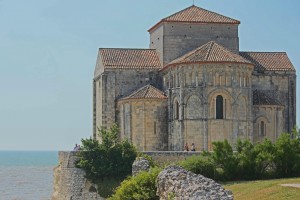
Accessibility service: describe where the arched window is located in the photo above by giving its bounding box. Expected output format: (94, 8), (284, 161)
(216, 95), (223, 119)
(174, 100), (179, 120)
(260, 121), (266, 136)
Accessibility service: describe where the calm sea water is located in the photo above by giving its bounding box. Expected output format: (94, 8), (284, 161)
(0, 151), (58, 200)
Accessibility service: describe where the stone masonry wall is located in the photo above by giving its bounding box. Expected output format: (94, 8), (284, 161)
(163, 62), (253, 151)
(117, 99), (168, 151)
(93, 69), (161, 140)
(252, 71), (296, 133)
(52, 151), (104, 200)
(150, 23), (239, 65)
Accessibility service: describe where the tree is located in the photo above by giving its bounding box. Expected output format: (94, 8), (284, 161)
(212, 140), (237, 181)
(76, 124), (137, 182)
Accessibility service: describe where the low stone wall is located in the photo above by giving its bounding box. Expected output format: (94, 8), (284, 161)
(143, 151), (201, 164)
(51, 151), (104, 200)
(51, 151), (203, 200)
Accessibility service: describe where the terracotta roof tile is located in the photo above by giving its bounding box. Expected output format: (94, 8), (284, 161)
(240, 52), (295, 72)
(120, 85), (167, 100)
(149, 5), (240, 32)
(253, 90), (282, 106)
(100, 48), (162, 70)
(164, 41), (252, 69)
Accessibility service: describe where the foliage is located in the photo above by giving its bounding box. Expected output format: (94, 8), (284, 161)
(212, 140), (237, 181)
(235, 139), (256, 180)
(96, 178), (123, 198)
(108, 167), (161, 200)
(253, 139), (276, 179)
(274, 133), (300, 177)
(76, 124), (137, 182)
(179, 155), (216, 180)
(180, 132), (300, 182)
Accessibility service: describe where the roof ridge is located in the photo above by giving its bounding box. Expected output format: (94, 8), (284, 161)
(162, 5), (194, 20)
(205, 41), (214, 60)
(240, 51), (287, 54)
(148, 5), (239, 32)
(100, 48), (157, 50)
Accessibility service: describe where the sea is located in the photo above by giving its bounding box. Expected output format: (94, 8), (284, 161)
(0, 151), (58, 200)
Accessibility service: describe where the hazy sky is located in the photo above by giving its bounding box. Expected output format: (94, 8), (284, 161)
(0, 0), (299, 150)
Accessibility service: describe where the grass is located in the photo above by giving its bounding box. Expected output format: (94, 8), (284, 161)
(224, 177), (300, 200)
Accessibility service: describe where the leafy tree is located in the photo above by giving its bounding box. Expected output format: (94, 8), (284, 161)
(235, 139), (256, 180)
(274, 133), (300, 177)
(212, 140), (237, 181)
(76, 124), (137, 182)
(254, 139), (276, 179)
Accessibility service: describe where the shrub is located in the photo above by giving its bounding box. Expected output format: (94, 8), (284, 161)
(274, 133), (300, 178)
(76, 124), (137, 182)
(235, 139), (256, 180)
(108, 167), (162, 200)
(179, 155), (216, 180)
(212, 140), (237, 181)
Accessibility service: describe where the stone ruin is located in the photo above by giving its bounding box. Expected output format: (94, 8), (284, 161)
(156, 165), (233, 200)
(132, 157), (150, 176)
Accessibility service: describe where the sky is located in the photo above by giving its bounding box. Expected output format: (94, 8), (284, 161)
(0, 0), (299, 150)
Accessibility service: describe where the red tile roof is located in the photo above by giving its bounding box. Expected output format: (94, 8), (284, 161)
(163, 41), (252, 70)
(149, 5), (240, 32)
(120, 85), (167, 100)
(99, 48), (162, 70)
(240, 52), (295, 72)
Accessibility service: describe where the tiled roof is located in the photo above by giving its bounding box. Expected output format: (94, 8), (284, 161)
(164, 41), (253, 68)
(149, 5), (240, 32)
(99, 48), (162, 70)
(240, 52), (295, 72)
(120, 85), (167, 100)
(253, 90), (282, 106)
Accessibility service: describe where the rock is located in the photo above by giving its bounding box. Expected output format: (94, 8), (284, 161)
(156, 165), (234, 200)
(132, 157), (150, 176)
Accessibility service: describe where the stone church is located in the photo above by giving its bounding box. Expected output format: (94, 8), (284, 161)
(93, 5), (296, 151)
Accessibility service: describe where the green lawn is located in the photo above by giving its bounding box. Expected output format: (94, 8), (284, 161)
(224, 177), (300, 200)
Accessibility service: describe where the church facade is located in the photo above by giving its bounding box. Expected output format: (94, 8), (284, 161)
(93, 6), (296, 151)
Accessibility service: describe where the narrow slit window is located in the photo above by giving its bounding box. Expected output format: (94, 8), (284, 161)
(216, 95), (224, 119)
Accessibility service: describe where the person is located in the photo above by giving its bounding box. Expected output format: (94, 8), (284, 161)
(184, 143), (189, 151)
(191, 143), (195, 151)
(73, 144), (79, 151)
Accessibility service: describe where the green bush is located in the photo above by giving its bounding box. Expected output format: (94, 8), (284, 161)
(76, 124), (137, 182)
(108, 167), (162, 200)
(274, 133), (300, 178)
(212, 140), (237, 181)
(236, 139), (256, 180)
(179, 155), (216, 180)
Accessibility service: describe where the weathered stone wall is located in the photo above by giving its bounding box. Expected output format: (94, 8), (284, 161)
(253, 105), (284, 143)
(157, 165), (233, 200)
(150, 23), (239, 65)
(93, 69), (161, 140)
(149, 25), (164, 65)
(163, 63), (254, 151)
(252, 71), (296, 133)
(144, 151), (201, 164)
(52, 151), (104, 200)
(117, 98), (168, 151)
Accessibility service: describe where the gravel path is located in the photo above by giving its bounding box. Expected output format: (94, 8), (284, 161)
(281, 183), (300, 189)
